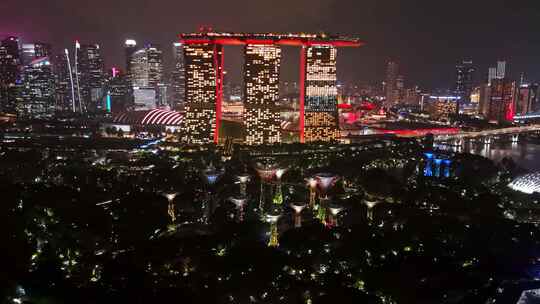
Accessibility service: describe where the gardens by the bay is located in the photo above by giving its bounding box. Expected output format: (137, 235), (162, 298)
(1, 138), (539, 304)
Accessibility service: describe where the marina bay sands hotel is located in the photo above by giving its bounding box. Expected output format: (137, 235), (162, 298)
(179, 31), (364, 145)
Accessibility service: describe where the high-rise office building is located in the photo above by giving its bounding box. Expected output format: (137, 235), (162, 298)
(385, 61), (399, 106)
(244, 44), (282, 145)
(496, 61), (506, 79)
(488, 78), (516, 123)
(0, 36), (21, 114)
(488, 67), (497, 85)
(302, 45), (339, 142)
(183, 44), (223, 144)
(53, 53), (74, 112)
(21, 43), (51, 65)
(128, 44), (164, 109)
(478, 83), (491, 117)
(130, 49), (150, 88)
(18, 57), (55, 118)
(129, 45), (163, 87)
(454, 60), (475, 103)
(515, 83), (539, 115)
(396, 75), (405, 102)
(124, 39), (137, 106)
(76, 43), (105, 112)
(124, 39), (137, 84)
(106, 68), (129, 113)
(170, 42), (185, 109)
(146, 44), (163, 88)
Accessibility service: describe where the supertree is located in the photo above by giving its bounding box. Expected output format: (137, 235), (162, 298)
(306, 177), (318, 209)
(236, 173), (251, 197)
(229, 196), (248, 222)
(272, 167), (288, 206)
(327, 203), (344, 228)
(265, 207), (282, 247)
(290, 202), (307, 228)
(254, 158), (278, 216)
(162, 191), (178, 225)
(313, 173), (339, 224)
(201, 164), (224, 223)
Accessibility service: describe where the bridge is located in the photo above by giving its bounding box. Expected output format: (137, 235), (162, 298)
(435, 124), (540, 146)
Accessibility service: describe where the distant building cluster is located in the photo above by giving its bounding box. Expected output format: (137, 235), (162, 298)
(0, 36), (184, 119)
(379, 57), (540, 125)
(0, 32), (364, 146)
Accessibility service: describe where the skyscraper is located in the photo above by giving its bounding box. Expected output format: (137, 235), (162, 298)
(21, 42), (51, 65)
(129, 44), (163, 88)
(183, 43), (223, 144)
(53, 53), (74, 112)
(18, 56), (55, 118)
(488, 67), (497, 85)
(244, 44), (282, 145)
(488, 78), (516, 123)
(170, 42), (185, 109)
(454, 60), (475, 103)
(146, 44), (163, 88)
(76, 43), (105, 112)
(478, 83), (491, 117)
(385, 61), (399, 106)
(124, 39), (137, 84)
(515, 83), (539, 115)
(106, 68), (129, 113)
(302, 45), (339, 142)
(128, 44), (164, 109)
(496, 61), (506, 79)
(0, 36), (21, 114)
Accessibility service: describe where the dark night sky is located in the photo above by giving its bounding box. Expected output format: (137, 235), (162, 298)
(1, 0), (540, 90)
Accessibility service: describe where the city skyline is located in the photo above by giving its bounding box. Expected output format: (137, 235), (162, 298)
(2, 0), (540, 89)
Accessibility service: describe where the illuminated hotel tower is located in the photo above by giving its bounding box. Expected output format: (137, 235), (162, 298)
(183, 43), (224, 144)
(301, 45), (339, 142)
(244, 44), (282, 145)
(180, 32), (362, 145)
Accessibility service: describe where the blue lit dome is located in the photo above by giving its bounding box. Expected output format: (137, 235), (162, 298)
(508, 172), (540, 194)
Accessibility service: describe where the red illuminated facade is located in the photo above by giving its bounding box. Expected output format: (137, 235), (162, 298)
(488, 78), (516, 123)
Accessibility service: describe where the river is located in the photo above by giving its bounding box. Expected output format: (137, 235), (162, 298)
(437, 138), (540, 171)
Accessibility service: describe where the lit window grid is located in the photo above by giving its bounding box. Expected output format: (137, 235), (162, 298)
(183, 107), (216, 144)
(244, 44), (282, 145)
(183, 44), (219, 144)
(304, 46), (339, 142)
(245, 107), (281, 145)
